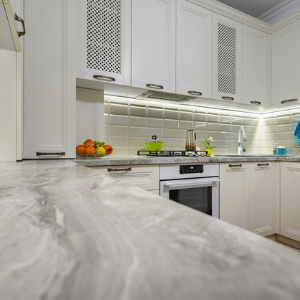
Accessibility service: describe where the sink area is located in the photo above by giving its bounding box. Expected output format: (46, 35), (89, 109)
(214, 154), (293, 157)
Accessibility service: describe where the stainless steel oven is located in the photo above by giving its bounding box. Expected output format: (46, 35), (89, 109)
(160, 164), (220, 218)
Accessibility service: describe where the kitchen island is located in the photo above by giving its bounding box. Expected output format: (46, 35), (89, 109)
(1, 160), (300, 300)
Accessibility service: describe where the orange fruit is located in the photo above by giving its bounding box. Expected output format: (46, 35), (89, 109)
(85, 146), (96, 155)
(76, 145), (85, 154)
(83, 139), (94, 147)
(103, 145), (113, 154)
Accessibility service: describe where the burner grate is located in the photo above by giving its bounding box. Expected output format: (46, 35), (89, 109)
(137, 150), (209, 157)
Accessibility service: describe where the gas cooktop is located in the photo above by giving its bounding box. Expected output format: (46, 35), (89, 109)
(137, 150), (208, 157)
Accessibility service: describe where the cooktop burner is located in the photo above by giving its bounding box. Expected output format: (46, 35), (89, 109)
(137, 150), (208, 157)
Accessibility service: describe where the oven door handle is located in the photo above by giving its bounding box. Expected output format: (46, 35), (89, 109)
(164, 179), (219, 190)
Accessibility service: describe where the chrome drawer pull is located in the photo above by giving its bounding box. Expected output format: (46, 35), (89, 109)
(188, 91), (202, 96)
(281, 98), (297, 104)
(36, 152), (65, 156)
(229, 164), (242, 168)
(146, 83), (163, 90)
(93, 75), (115, 82)
(222, 96), (234, 101)
(250, 101), (261, 105)
(15, 14), (26, 37)
(107, 167), (132, 172)
(257, 163), (269, 167)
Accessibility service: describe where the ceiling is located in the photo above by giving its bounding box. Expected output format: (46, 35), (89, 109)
(216, 0), (300, 24)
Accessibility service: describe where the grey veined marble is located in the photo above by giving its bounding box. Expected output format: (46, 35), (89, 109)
(1, 160), (300, 300)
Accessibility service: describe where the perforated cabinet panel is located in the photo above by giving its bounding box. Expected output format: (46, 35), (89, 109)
(86, 0), (121, 73)
(217, 23), (237, 95)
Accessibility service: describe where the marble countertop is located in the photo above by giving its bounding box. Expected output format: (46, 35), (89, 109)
(1, 160), (300, 300)
(75, 155), (300, 167)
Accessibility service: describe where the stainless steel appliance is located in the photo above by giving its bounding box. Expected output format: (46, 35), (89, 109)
(186, 129), (196, 151)
(160, 164), (220, 218)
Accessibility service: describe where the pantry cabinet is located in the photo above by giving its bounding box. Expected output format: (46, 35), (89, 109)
(272, 19), (300, 107)
(76, 0), (131, 86)
(132, 0), (176, 93)
(281, 163), (300, 242)
(212, 13), (243, 103)
(249, 162), (279, 236)
(176, 0), (212, 99)
(23, 0), (76, 159)
(242, 25), (270, 107)
(94, 165), (160, 194)
(220, 163), (250, 230)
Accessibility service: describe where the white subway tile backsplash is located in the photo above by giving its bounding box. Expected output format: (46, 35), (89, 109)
(104, 96), (300, 156)
(129, 116), (147, 127)
(129, 127), (147, 137)
(109, 125), (128, 136)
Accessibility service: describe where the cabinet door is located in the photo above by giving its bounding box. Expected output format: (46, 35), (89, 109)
(281, 163), (300, 242)
(176, 0), (212, 99)
(220, 163), (250, 230)
(272, 19), (300, 107)
(76, 0), (131, 86)
(249, 162), (279, 236)
(95, 165), (159, 191)
(243, 25), (270, 107)
(23, 0), (76, 159)
(212, 13), (242, 103)
(132, 0), (175, 93)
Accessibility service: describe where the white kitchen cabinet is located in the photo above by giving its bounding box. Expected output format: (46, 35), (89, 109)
(249, 162), (279, 236)
(132, 0), (175, 93)
(281, 163), (300, 242)
(220, 163), (250, 230)
(272, 19), (300, 107)
(23, 0), (76, 159)
(76, 0), (131, 86)
(176, 0), (212, 99)
(212, 13), (243, 103)
(94, 165), (159, 192)
(242, 25), (270, 107)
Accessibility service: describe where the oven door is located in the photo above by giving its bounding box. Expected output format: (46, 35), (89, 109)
(160, 177), (220, 218)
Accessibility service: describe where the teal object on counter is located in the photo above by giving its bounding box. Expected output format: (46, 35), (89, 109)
(273, 148), (278, 155)
(277, 147), (287, 155)
(294, 120), (300, 147)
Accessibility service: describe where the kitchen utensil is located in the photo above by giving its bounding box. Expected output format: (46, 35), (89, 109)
(186, 130), (196, 151)
(144, 135), (164, 151)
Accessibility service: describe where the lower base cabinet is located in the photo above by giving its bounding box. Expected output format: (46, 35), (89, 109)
(220, 162), (279, 236)
(93, 165), (159, 194)
(281, 162), (300, 242)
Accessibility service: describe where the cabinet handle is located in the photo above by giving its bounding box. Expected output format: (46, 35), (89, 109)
(250, 101), (261, 105)
(281, 98), (297, 104)
(257, 163), (269, 167)
(222, 96), (234, 101)
(93, 75), (115, 82)
(36, 152), (65, 156)
(14, 14), (26, 37)
(229, 164), (242, 168)
(107, 167), (132, 172)
(188, 91), (202, 96)
(146, 84), (163, 90)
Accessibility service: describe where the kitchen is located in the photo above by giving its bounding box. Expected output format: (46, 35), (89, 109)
(2, 0), (300, 299)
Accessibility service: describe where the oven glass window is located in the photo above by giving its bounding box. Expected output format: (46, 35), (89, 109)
(169, 187), (212, 215)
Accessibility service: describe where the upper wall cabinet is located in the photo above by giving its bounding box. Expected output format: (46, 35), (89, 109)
(242, 25), (270, 107)
(23, 0), (76, 159)
(176, 0), (212, 99)
(0, 0), (23, 52)
(272, 19), (300, 107)
(212, 13), (242, 103)
(132, 0), (176, 93)
(76, 0), (131, 86)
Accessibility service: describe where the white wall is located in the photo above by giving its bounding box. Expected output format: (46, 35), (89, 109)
(0, 49), (17, 162)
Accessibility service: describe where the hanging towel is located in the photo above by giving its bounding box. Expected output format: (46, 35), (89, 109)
(294, 120), (300, 146)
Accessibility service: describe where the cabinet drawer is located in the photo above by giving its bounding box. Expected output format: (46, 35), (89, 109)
(94, 165), (159, 191)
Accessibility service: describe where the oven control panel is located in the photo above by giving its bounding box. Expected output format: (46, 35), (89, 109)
(180, 165), (203, 174)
